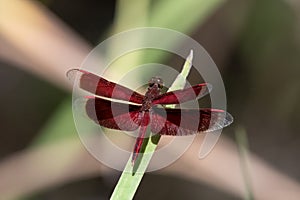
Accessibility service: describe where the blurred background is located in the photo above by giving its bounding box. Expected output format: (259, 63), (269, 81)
(1, 0), (300, 199)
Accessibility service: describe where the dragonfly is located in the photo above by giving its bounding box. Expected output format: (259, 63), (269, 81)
(67, 69), (233, 164)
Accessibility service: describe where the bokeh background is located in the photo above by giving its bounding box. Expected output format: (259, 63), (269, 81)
(1, 0), (300, 199)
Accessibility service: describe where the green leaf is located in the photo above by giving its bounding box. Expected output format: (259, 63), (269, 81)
(110, 50), (193, 200)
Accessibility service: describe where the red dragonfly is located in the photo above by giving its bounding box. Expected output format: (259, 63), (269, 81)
(67, 69), (233, 164)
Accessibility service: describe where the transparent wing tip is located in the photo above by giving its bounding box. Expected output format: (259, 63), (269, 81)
(205, 83), (213, 94)
(66, 68), (79, 82)
(224, 112), (234, 127)
(66, 68), (87, 83)
(215, 110), (234, 129)
(203, 110), (234, 133)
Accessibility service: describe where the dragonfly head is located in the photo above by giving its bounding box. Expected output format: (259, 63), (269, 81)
(148, 77), (164, 89)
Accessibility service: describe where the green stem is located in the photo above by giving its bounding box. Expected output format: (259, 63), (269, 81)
(110, 50), (193, 200)
(235, 126), (254, 200)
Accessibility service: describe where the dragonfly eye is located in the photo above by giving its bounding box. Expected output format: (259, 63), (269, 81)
(148, 77), (164, 88)
(149, 83), (155, 87)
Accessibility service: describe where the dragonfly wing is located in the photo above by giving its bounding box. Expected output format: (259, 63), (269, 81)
(67, 69), (144, 104)
(152, 83), (212, 105)
(150, 107), (233, 136)
(86, 97), (142, 131)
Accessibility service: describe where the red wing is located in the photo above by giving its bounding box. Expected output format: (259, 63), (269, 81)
(86, 97), (142, 131)
(150, 107), (233, 136)
(67, 69), (144, 104)
(152, 83), (212, 105)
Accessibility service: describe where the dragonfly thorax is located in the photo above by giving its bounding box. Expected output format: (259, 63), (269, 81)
(140, 77), (163, 111)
